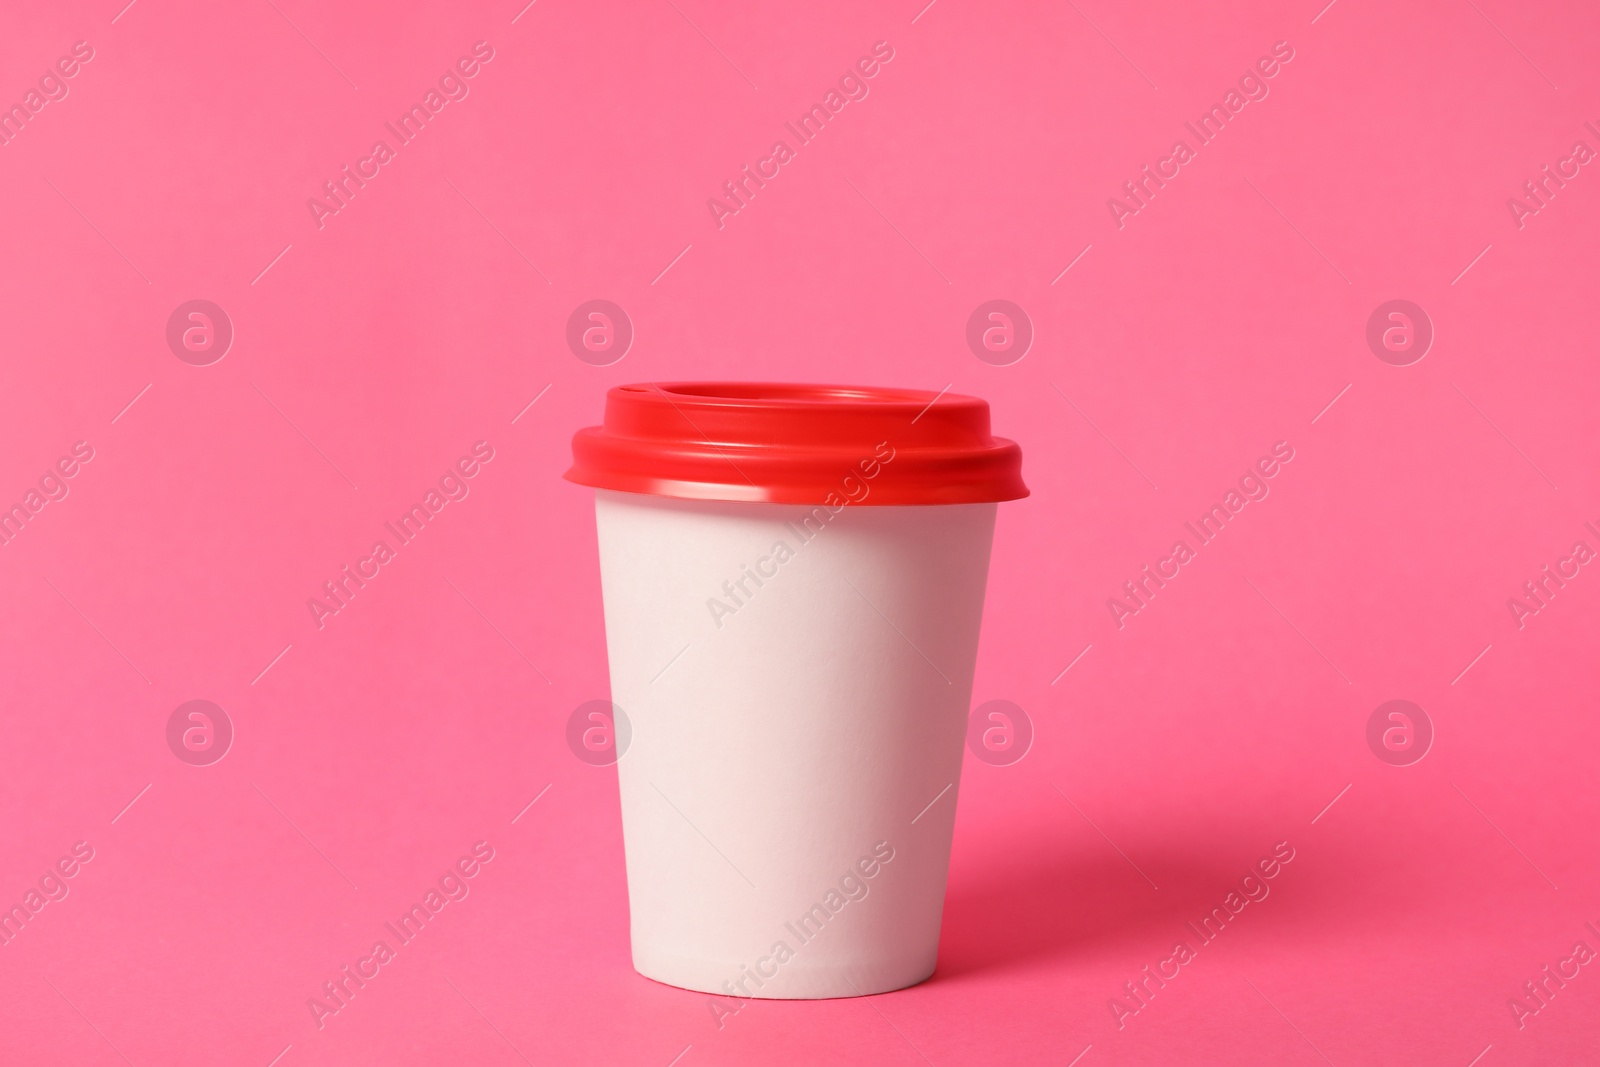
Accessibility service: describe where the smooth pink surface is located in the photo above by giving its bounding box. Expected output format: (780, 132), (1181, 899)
(1, 1), (1596, 1064)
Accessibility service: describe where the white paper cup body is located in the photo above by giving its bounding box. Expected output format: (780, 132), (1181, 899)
(593, 488), (996, 999)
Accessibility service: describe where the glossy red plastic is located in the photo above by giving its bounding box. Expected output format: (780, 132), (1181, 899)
(565, 382), (1028, 505)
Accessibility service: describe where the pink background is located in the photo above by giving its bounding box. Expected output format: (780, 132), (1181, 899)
(2, 0), (1598, 1063)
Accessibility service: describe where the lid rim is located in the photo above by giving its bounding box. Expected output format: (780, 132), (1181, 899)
(569, 381), (1027, 506)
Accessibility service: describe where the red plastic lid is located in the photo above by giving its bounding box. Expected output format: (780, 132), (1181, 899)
(565, 382), (1027, 505)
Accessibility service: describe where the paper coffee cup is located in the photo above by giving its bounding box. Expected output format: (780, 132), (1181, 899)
(567, 383), (1026, 999)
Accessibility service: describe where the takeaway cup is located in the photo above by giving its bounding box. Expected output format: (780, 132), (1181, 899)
(566, 383), (1026, 999)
